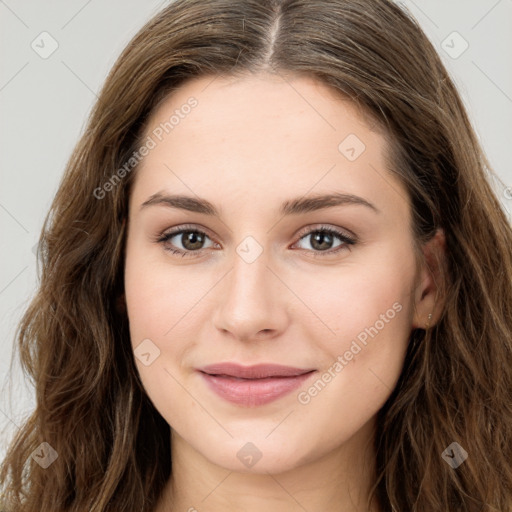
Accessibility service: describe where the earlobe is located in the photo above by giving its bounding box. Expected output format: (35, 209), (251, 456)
(411, 227), (447, 330)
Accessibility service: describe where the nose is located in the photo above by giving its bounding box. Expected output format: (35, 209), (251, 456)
(212, 245), (289, 342)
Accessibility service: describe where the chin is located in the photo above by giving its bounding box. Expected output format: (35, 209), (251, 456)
(192, 431), (311, 475)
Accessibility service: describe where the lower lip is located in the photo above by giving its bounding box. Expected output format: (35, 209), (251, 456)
(198, 371), (316, 407)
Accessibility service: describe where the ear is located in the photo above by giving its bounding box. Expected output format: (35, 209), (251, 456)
(411, 227), (447, 330)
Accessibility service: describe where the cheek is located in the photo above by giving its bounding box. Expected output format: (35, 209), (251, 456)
(296, 244), (415, 399)
(124, 240), (206, 414)
(300, 244), (415, 342)
(124, 251), (190, 423)
(291, 272), (413, 455)
(124, 239), (203, 344)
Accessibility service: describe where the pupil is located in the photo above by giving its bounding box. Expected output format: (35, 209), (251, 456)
(312, 232), (332, 250)
(183, 231), (204, 250)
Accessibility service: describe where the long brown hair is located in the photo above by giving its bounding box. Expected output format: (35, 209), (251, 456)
(1, 1), (511, 510)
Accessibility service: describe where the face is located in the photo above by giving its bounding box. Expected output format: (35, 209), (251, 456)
(124, 72), (426, 474)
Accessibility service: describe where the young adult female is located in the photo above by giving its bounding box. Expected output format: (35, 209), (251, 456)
(1, 0), (511, 511)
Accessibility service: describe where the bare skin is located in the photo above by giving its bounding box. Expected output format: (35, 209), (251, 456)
(123, 71), (445, 512)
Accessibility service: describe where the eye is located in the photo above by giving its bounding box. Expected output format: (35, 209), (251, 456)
(157, 225), (216, 258)
(156, 224), (356, 258)
(292, 225), (356, 256)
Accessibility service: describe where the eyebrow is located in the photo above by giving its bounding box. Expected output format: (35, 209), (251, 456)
(140, 191), (380, 216)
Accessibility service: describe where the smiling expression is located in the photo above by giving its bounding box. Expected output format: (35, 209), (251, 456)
(124, 71), (423, 474)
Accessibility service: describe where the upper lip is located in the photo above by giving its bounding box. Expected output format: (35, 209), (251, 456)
(198, 363), (316, 379)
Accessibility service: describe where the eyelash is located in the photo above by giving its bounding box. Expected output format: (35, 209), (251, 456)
(156, 223), (357, 259)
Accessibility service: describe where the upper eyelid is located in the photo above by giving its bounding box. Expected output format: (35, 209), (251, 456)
(295, 224), (356, 241)
(161, 224), (217, 243)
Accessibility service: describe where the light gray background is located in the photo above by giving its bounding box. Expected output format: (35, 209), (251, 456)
(1, 0), (511, 459)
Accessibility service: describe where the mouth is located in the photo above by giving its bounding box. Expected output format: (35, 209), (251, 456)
(197, 363), (317, 407)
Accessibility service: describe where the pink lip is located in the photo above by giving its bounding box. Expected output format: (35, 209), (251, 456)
(197, 363), (316, 407)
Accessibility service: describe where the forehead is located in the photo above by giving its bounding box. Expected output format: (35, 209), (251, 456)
(130, 72), (409, 222)
(146, 72), (384, 141)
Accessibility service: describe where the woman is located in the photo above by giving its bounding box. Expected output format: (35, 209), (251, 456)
(1, 0), (511, 510)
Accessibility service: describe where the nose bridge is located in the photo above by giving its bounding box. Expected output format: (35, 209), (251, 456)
(213, 238), (287, 339)
(230, 243), (269, 300)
